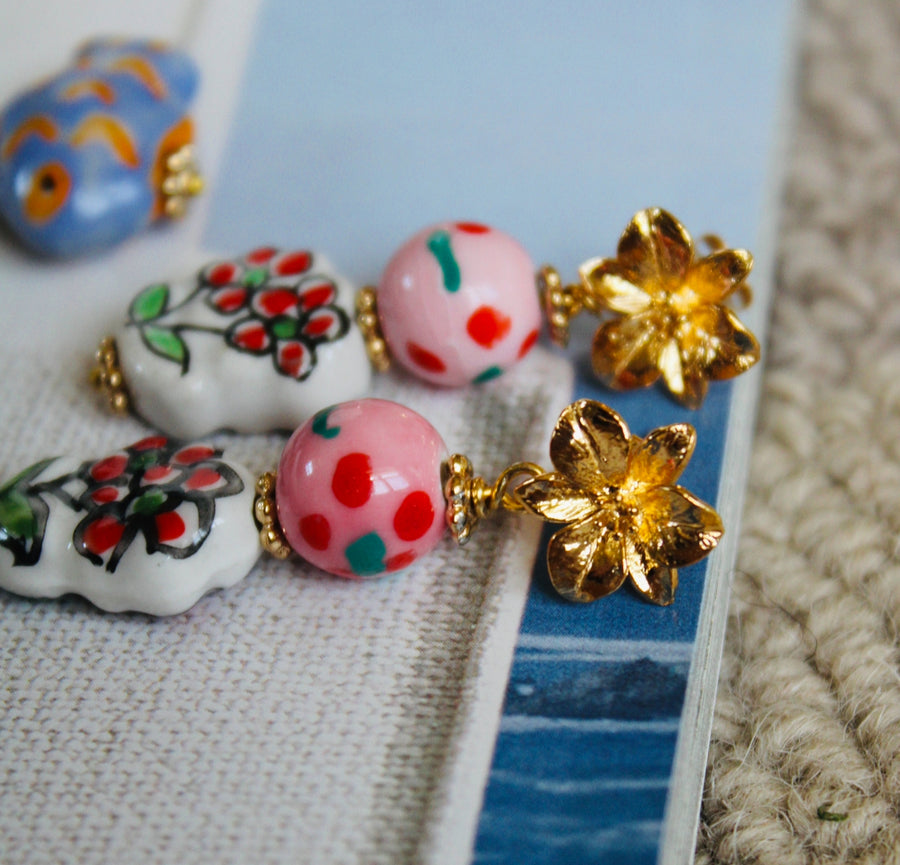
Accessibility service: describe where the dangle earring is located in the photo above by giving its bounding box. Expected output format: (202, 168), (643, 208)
(540, 207), (759, 409)
(90, 208), (759, 437)
(0, 39), (202, 258)
(0, 398), (722, 616)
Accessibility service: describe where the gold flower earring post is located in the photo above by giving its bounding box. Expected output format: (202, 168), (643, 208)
(446, 399), (723, 606)
(541, 207), (760, 409)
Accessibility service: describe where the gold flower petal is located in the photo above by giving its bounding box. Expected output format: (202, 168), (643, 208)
(629, 423), (696, 486)
(625, 547), (679, 606)
(638, 486), (723, 567)
(679, 305), (760, 383)
(658, 337), (690, 403)
(517, 473), (598, 524)
(578, 258), (653, 315)
(623, 535), (678, 605)
(616, 207), (694, 290)
(591, 312), (664, 392)
(708, 308), (760, 380)
(675, 370), (709, 411)
(549, 399), (631, 489)
(546, 516), (627, 603)
(688, 248), (753, 302)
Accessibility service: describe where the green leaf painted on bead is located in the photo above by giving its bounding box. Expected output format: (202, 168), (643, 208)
(243, 267), (268, 288)
(130, 283), (169, 322)
(0, 457), (55, 499)
(142, 326), (187, 370)
(426, 230), (461, 293)
(131, 491), (167, 515)
(0, 488), (38, 539)
(131, 450), (162, 470)
(0, 457), (56, 539)
(345, 532), (386, 576)
(311, 406), (340, 439)
(473, 365), (503, 383)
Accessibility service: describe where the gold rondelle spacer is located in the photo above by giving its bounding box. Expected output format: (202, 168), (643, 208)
(160, 143), (203, 221)
(355, 286), (392, 373)
(538, 265), (582, 348)
(90, 336), (131, 415)
(253, 472), (292, 559)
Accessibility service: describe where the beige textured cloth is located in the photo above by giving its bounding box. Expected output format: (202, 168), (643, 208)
(0, 345), (571, 864)
(698, 1), (900, 862)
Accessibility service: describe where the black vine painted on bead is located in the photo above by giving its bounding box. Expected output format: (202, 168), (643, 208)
(126, 247), (351, 380)
(0, 437), (244, 573)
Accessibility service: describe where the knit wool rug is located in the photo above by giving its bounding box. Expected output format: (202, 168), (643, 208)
(697, 1), (900, 862)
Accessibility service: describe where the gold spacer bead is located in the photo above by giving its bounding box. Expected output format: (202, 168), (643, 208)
(355, 286), (391, 373)
(90, 335), (131, 415)
(538, 265), (578, 348)
(253, 471), (293, 559)
(159, 143), (203, 221)
(441, 455), (544, 545)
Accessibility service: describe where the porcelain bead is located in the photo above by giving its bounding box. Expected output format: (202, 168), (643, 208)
(276, 399), (448, 578)
(117, 247), (371, 437)
(377, 221), (541, 386)
(0, 437), (259, 615)
(0, 39), (199, 257)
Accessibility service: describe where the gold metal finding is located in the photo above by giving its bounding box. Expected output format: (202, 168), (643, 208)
(253, 472), (292, 559)
(542, 208), (759, 409)
(355, 286), (391, 373)
(442, 399), (722, 605)
(702, 232), (753, 306)
(515, 399), (723, 605)
(442, 454), (544, 544)
(161, 144), (203, 219)
(539, 266), (576, 348)
(90, 336), (130, 415)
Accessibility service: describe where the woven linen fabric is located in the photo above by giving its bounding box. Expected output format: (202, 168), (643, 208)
(0, 343), (572, 865)
(698, 0), (900, 862)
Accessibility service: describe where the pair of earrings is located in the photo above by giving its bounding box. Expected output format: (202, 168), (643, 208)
(0, 45), (754, 617)
(0, 206), (750, 616)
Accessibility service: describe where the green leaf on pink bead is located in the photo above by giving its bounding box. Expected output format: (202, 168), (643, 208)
(345, 532), (387, 576)
(426, 229), (461, 293)
(311, 407), (341, 439)
(473, 365), (504, 384)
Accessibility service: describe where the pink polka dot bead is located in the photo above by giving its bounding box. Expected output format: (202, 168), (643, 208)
(377, 221), (541, 387)
(276, 399), (448, 579)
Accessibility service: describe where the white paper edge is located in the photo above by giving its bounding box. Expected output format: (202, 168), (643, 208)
(422, 373), (574, 865)
(658, 2), (804, 862)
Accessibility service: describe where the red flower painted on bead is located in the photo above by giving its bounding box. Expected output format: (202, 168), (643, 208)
(64, 438), (246, 571)
(127, 248), (350, 380)
(201, 249), (350, 381)
(0, 439), (246, 573)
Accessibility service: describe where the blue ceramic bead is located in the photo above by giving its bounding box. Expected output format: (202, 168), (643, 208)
(0, 38), (201, 257)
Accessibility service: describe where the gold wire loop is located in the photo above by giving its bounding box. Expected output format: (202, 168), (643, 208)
(90, 336), (131, 415)
(442, 455), (545, 545)
(253, 472), (292, 559)
(355, 286), (391, 372)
